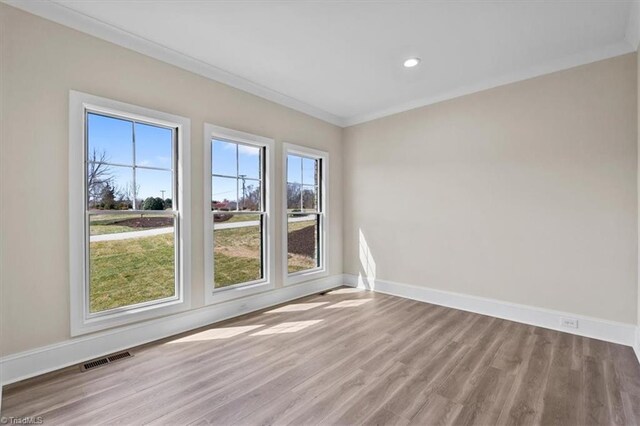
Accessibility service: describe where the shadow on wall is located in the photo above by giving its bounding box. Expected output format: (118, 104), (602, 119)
(358, 229), (376, 290)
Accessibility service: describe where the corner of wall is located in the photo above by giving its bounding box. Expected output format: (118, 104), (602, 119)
(627, 1), (640, 51)
(637, 47), (640, 333)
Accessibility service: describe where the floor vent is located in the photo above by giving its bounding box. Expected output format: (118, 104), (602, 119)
(81, 351), (133, 372)
(107, 352), (132, 362)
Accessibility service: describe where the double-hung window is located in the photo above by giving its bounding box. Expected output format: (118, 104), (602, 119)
(204, 124), (274, 304)
(70, 91), (191, 335)
(283, 143), (328, 285)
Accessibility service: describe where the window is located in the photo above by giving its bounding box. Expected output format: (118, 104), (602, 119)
(204, 124), (274, 304)
(70, 91), (191, 335)
(283, 143), (328, 285)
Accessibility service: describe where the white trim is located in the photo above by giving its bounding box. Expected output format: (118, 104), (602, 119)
(343, 274), (637, 348)
(0, 275), (344, 386)
(69, 90), (191, 336)
(203, 124), (276, 305)
(282, 143), (329, 286)
(625, 0), (640, 50)
(3, 0), (344, 127)
(344, 41), (635, 127)
(6, 1), (634, 129)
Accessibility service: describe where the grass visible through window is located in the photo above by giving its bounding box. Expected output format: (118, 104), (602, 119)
(89, 233), (175, 312)
(88, 216), (318, 310)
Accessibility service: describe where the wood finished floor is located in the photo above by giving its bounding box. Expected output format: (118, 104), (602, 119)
(3, 288), (640, 425)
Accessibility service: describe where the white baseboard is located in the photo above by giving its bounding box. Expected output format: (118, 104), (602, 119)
(343, 274), (637, 348)
(0, 275), (344, 386)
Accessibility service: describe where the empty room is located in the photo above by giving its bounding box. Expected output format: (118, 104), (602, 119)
(2, 0), (640, 424)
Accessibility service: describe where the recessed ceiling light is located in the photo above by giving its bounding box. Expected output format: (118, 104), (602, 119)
(403, 58), (420, 68)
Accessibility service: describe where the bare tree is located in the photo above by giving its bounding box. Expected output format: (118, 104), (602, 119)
(242, 184), (261, 210)
(87, 149), (112, 208)
(287, 183), (302, 211)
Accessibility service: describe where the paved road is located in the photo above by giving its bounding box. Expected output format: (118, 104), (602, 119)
(91, 227), (174, 242)
(90, 216), (315, 242)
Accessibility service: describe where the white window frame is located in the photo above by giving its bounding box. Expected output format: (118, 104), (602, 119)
(69, 91), (191, 336)
(282, 143), (329, 286)
(204, 124), (275, 304)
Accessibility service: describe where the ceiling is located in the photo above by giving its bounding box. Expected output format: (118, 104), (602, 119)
(7, 1), (638, 127)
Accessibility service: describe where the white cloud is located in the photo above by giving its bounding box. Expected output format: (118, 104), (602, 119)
(238, 145), (259, 156)
(221, 141), (259, 156)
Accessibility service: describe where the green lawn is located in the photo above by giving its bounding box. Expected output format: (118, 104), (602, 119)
(224, 213), (260, 223)
(90, 224), (136, 235)
(214, 223), (262, 287)
(214, 252), (262, 287)
(90, 233), (175, 312)
(89, 219), (318, 312)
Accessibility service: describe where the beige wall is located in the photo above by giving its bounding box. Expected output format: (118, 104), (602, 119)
(343, 54), (638, 324)
(1, 2), (638, 359)
(0, 4), (343, 356)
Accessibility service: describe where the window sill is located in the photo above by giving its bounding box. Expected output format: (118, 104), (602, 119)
(285, 267), (328, 286)
(71, 297), (191, 337)
(205, 280), (274, 305)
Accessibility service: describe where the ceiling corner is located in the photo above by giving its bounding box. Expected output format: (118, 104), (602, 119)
(625, 0), (640, 51)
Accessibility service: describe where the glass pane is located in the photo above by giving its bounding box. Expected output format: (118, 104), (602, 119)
(287, 214), (319, 274)
(214, 214), (263, 288)
(134, 122), (173, 169)
(212, 139), (237, 177)
(136, 169), (173, 211)
(238, 179), (261, 211)
(87, 164), (134, 210)
(89, 212), (176, 313)
(212, 176), (238, 211)
(287, 183), (302, 212)
(238, 144), (261, 180)
(87, 113), (133, 166)
(302, 157), (317, 186)
(287, 154), (302, 184)
(302, 185), (318, 211)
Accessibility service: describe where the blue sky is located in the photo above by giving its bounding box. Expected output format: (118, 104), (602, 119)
(88, 113), (173, 200)
(287, 155), (317, 186)
(212, 139), (260, 204)
(87, 113), (317, 205)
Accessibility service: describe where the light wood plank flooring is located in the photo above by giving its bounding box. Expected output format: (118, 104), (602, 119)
(2, 288), (640, 425)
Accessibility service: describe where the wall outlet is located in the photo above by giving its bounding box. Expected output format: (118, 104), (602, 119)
(561, 317), (578, 329)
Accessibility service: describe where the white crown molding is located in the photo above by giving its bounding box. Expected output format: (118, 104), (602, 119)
(0, 275), (344, 386)
(1, 0), (345, 127)
(625, 0), (640, 50)
(2, 1), (637, 129)
(343, 274), (637, 350)
(344, 40), (635, 127)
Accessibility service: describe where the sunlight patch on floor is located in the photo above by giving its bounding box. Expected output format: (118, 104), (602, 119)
(168, 325), (265, 343)
(250, 320), (323, 335)
(325, 299), (372, 308)
(327, 288), (363, 294)
(265, 302), (329, 313)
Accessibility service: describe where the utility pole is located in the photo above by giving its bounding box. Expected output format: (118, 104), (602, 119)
(239, 175), (246, 210)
